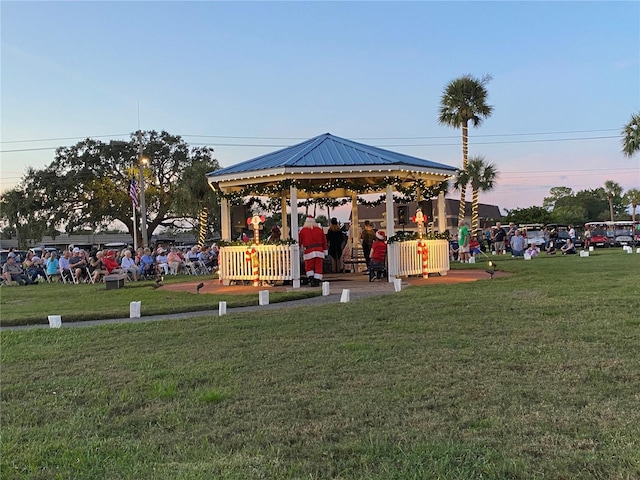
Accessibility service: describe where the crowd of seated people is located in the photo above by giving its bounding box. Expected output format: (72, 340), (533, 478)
(2, 244), (219, 286)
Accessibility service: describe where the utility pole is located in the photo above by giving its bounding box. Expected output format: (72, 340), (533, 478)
(137, 131), (148, 248)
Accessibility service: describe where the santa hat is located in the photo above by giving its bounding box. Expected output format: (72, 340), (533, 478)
(375, 230), (386, 241)
(304, 215), (317, 227)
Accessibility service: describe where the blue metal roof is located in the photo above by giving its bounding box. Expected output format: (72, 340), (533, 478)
(207, 133), (457, 177)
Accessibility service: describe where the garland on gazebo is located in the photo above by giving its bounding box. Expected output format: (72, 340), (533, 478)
(386, 230), (450, 244)
(222, 178), (449, 212)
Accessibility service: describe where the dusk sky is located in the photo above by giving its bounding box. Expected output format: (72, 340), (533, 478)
(2, 1), (639, 219)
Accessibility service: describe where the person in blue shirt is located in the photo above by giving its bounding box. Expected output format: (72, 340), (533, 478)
(510, 229), (526, 257)
(139, 248), (156, 278)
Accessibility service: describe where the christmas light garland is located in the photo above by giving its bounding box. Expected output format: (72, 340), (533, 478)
(222, 178), (449, 213)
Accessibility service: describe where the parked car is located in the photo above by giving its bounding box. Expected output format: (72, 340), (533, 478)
(546, 224), (584, 250)
(0, 250), (28, 265)
(613, 228), (634, 247)
(519, 224), (546, 248)
(590, 229), (614, 248)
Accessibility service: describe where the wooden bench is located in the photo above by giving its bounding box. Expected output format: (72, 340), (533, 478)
(104, 273), (128, 290)
(343, 247), (367, 272)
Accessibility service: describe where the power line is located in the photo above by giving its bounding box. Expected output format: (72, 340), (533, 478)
(0, 127), (622, 145)
(0, 133), (130, 144)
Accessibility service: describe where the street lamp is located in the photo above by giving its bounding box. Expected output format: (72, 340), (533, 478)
(137, 132), (149, 248)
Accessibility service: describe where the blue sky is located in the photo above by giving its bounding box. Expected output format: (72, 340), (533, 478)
(2, 1), (639, 216)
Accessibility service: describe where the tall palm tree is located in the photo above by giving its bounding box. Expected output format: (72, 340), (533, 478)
(438, 74), (494, 223)
(453, 156), (498, 232)
(623, 188), (640, 223)
(604, 180), (623, 223)
(622, 112), (640, 157)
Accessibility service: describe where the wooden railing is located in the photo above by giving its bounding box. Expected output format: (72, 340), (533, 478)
(388, 239), (450, 279)
(218, 244), (300, 285)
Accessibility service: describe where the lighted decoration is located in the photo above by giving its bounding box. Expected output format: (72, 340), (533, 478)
(245, 247), (259, 286)
(245, 214), (266, 286)
(198, 207), (208, 246)
(247, 214), (266, 245)
(412, 208), (429, 279)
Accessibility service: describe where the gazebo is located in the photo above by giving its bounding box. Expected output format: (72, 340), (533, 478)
(207, 133), (458, 287)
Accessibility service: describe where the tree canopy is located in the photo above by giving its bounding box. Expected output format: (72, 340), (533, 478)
(0, 131), (220, 247)
(622, 112), (640, 157)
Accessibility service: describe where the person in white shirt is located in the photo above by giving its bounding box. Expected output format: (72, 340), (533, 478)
(120, 250), (139, 281)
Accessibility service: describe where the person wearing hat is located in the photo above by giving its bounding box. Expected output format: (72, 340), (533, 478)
(298, 216), (328, 287)
(368, 230), (387, 281)
(2, 253), (34, 286)
(102, 250), (123, 275)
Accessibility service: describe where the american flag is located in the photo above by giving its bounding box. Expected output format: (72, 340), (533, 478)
(129, 176), (139, 208)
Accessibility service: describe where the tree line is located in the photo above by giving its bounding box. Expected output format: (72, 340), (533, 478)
(2, 82), (638, 248)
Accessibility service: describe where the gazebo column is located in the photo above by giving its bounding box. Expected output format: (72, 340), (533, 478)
(385, 184), (395, 238)
(350, 192), (359, 251)
(281, 194), (289, 239)
(220, 198), (231, 241)
(385, 184), (396, 283)
(290, 186), (300, 288)
(437, 192), (447, 233)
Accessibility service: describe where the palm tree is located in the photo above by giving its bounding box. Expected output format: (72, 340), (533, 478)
(624, 188), (640, 223)
(438, 74), (494, 223)
(453, 156), (498, 232)
(622, 112), (640, 157)
(604, 180), (623, 223)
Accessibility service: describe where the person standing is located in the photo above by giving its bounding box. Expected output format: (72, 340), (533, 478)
(510, 229), (526, 257)
(583, 225), (592, 249)
(458, 220), (470, 262)
(493, 222), (507, 254)
(326, 218), (346, 273)
(298, 216), (328, 287)
(360, 220), (376, 271)
(369, 230), (388, 281)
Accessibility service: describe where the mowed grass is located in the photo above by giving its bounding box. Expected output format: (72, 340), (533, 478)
(0, 275), (320, 327)
(1, 249), (639, 479)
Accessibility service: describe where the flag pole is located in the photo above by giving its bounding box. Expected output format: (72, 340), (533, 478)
(133, 204), (138, 252)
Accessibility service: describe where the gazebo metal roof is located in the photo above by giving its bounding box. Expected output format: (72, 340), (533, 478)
(207, 133), (457, 198)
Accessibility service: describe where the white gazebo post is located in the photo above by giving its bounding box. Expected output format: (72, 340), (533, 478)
(220, 197), (231, 241)
(281, 194), (289, 239)
(437, 192), (447, 233)
(290, 185), (300, 288)
(351, 192), (359, 251)
(385, 184), (396, 283)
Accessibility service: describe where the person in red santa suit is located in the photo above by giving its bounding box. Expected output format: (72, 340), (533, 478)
(298, 216), (328, 287)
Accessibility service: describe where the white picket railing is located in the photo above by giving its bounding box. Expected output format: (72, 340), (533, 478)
(219, 240), (448, 286)
(218, 244), (300, 285)
(388, 239), (450, 279)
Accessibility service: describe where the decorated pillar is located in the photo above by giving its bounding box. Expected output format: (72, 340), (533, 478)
(198, 207), (208, 246)
(245, 214), (265, 286)
(412, 208), (429, 279)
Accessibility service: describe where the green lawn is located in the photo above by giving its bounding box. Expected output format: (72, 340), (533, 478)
(0, 274), (320, 327)
(2, 249), (639, 479)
